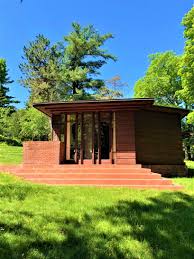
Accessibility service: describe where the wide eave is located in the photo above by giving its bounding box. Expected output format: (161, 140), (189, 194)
(33, 98), (189, 118)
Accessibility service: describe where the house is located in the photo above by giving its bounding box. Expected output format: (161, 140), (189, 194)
(2, 98), (189, 189)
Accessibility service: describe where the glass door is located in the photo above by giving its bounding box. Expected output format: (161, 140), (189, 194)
(61, 112), (113, 164)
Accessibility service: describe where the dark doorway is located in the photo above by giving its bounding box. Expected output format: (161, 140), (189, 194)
(101, 122), (110, 159)
(61, 112), (112, 164)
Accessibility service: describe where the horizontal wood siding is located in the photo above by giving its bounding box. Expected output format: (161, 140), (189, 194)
(135, 110), (184, 165)
(116, 111), (136, 164)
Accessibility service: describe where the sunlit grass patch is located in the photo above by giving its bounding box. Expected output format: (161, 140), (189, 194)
(0, 173), (194, 259)
(0, 143), (22, 165)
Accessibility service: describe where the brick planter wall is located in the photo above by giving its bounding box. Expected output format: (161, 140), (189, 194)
(23, 141), (64, 165)
(143, 164), (187, 177)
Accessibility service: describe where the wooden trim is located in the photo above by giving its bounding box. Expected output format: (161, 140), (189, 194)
(74, 113), (78, 164)
(98, 112), (101, 164)
(92, 112), (95, 164)
(112, 112), (116, 162)
(34, 99), (156, 117)
(64, 114), (67, 162)
(109, 112), (113, 164)
(51, 115), (54, 141)
(66, 114), (71, 160)
(80, 113), (84, 164)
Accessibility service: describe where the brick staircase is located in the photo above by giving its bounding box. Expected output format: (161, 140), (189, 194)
(0, 164), (182, 190)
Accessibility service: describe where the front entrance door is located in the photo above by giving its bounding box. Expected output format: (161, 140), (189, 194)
(101, 121), (110, 159)
(63, 112), (113, 164)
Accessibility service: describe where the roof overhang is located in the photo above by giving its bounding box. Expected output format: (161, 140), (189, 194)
(33, 98), (190, 118)
(33, 98), (155, 117)
(145, 105), (190, 118)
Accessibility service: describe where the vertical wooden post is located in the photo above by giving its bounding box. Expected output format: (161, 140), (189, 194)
(98, 112), (101, 164)
(74, 113), (78, 164)
(80, 113), (84, 164)
(51, 115), (54, 141)
(109, 112), (113, 164)
(92, 112), (95, 164)
(112, 112), (116, 163)
(66, 114), (71, 160)
(64, 114), (67, 162)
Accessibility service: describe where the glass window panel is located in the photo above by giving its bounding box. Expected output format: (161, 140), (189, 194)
(100, 112), (110, 159)
(83, 113), (92, 159)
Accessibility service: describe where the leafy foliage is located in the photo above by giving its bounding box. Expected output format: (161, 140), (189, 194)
(134, 50), (194, 160)
(134, 51), (182, 106)
(0, 108), (50, 143)
(178, 7), (194, 105)
(18, 108), (50, 140)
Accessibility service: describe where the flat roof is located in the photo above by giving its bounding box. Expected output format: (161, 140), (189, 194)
(33, 98), (189, 117)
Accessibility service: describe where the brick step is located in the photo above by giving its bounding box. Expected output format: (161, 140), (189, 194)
(22, 164), (142, 169)
(14, 168), (152, 174)
(27, 178), (172, 186)
(0, 164), (182, 190)
(16, 172), (162, 179)
(0, 165), (22, 171)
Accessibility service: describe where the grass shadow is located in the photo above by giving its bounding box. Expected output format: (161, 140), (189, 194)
(0, 189), (194, 258)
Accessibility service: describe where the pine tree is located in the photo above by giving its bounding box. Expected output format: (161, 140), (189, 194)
(19, 23), (117, 103)
(0, 59), (18, 108)
(61, 22), (117, 96)
(19, 35), (62, 104)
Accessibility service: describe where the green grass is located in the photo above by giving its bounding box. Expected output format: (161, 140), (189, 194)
(0, 144), (194, 258)
(185, 160), (194, 170)
(0, 173), (194, 259)
(0, 143), (22, 165)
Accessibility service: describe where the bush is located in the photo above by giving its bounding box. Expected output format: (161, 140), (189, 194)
(0, 107), (51, 145)
(0, 134), (22, 146)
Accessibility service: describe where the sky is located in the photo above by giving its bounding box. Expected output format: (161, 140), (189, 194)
(0, 0), (193, 108)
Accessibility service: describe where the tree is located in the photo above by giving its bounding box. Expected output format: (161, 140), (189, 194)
(178, 7), (194, 106)
(9, 108), (50, 142)
(0, 59), (18, 108)
(20, 23), (116, 104)
(19, 35), (63, 104)
(134, 51), (182, 106)
(134, 51), (194, 160)
(18, 108), (50, 140)
(94, 75), (127, 99)
(59, 22), (117, 96)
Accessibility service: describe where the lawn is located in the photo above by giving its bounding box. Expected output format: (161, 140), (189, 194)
(0, 174), (194, 259)
(0, 143), (22, 165)
(0, 144), (194, 258)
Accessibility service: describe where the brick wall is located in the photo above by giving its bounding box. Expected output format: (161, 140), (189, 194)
(143, 164), (187, 177)
(23, 141), (64, 165)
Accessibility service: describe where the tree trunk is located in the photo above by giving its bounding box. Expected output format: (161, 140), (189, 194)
(72, 82), (77, 94)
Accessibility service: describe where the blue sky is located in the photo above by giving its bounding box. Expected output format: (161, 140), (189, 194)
(0, 0), (193, 108)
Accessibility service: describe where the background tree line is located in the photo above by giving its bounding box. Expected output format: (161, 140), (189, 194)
(134, 7), (194, 160)
(0, 22), (126, 145)
(0, 8), (194, 160)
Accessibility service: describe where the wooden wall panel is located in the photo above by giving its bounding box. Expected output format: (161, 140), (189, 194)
(135, 110), (184, 165)
(115, 111), (136, 164)
(52, 115), (61, 141)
